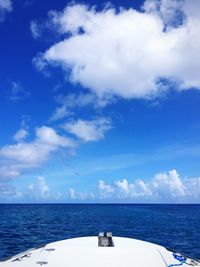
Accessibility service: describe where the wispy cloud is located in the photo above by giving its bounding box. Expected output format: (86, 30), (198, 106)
(10, 81), (30, 101)
(13, 128), (28, 142)
(63, 118), (112, 142)
(49, 93), (101, 122)
(0, 181), (23, 201)
(0, 181), (16, 197)
(46, 142), (200, 180)
(0, 0), (12, 22)
(0, 126), (77, 180)
(32, 54), (50, 77)
(143, 0), (184, 27)
(30, 20), (41, 39)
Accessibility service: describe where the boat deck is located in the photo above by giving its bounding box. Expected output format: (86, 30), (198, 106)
(0, 236), (199, 267)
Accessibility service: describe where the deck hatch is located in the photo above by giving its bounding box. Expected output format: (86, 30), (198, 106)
(98, 232), (114, 247)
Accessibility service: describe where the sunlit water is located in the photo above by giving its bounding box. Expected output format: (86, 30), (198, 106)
(0, 204), (199, 260)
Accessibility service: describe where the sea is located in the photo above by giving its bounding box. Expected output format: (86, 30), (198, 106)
(0, 204), (200, 261)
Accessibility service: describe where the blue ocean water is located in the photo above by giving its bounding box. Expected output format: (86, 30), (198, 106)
(0, 204), (199, 261)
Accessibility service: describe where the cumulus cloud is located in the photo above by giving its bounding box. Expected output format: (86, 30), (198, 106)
(37, 176), (50, 198)
(27, 176), (64, 201)
(98, 170), (200, 202)
(100, 178), (153, 199)
(0, 0), (12, 21)
(114, 178), (153, 198)
(63, 118), (111, 142)
(68, 188), (76, 199)
(34, 0), (200, 101)
(152, 169), (185, 197)
(28, 176), (50, 199)
(98, 180), (114, 198)
(0, 126), (76, 179)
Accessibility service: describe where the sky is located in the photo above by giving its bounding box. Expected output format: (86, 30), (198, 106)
(0, 0), (200, 203)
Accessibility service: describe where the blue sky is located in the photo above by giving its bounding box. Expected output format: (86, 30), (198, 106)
(0, 0), (200, 203)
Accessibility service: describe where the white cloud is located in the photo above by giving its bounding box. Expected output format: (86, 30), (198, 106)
(152, 169), (185, 197)
(115, 179), (153, 198)
(98, 180), (114, 198)
(35, 0), (200, 101)
(98, 169), (200, 201)
(13, 128), (28, 142)
(27, 176), (50, 199)
(26, 176), (65, 201)
(0, 126), (76, 179)
(115, 179), (130, 194)
(36, 126), (75, 147)
(28, 183), (34, 191)
(0, 0), (12, 21)
(68, 188), (76, 199)
(68, 187), (95, 200)
(63, 118), (111, 142)
(37, 176), (50, 198)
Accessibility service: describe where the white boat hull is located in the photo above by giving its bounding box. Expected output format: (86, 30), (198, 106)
(0, 235), (199, 267)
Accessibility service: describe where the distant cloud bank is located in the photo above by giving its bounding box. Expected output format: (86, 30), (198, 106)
(98, 169), (198, 202)
(1, 169), (200, 203)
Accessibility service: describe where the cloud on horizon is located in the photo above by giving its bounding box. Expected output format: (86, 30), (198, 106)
(98, 169), (200, 202)
(28, 176), (50, 199)
(1, 169), (200, 202)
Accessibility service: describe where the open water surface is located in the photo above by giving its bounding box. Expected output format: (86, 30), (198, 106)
(0, 204), (200, 260)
